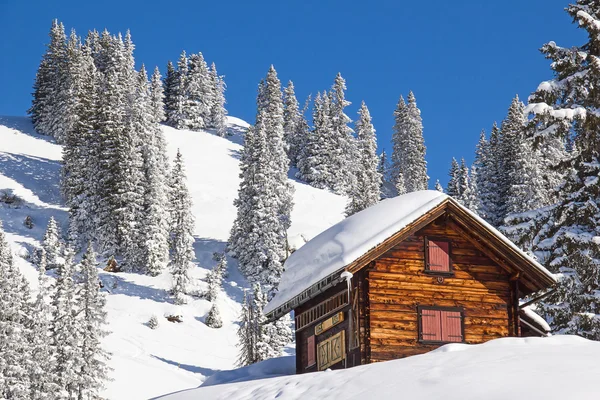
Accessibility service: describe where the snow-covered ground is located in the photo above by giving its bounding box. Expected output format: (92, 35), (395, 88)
(0, 115), (347, 400)
(158, 335), (600, 400)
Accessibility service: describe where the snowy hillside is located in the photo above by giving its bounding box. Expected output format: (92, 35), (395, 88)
(159, 335), (600, 400)
(0, 115), (347, 400)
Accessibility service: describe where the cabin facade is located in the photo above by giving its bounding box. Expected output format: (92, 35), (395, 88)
(264, 191), (556, 374)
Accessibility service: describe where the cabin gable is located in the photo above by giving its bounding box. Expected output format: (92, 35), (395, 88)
(367, 216), (516, 362)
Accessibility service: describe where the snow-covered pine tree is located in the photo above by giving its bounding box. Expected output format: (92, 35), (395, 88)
(391, 92), (428, 195)
(63, 43), (100, 248)
(150, 66), (166, 123)
(377, 150), (389, 183)
(51, 248), (81, 398)
(473, 129), (493, 221)
(164, 60), (178, 125)
(283, 81), (301, 166)
(205, 259), (224, 302)
(252, 284), (289, 361)
(345, 102), (381, 216)
(77, 242), (110, 398)
(446, 157), (460, 197)
(329, 73), (356, 195)
(403, 91), (428, 192)
(236, 291), (256, 367)
(42, 216), (63, 270)
(168, 150), (196, 304)
(484, 122), (504, 226)
(517, 0), (600, 338)
(29, 19), (67, 138)
(462, 165), (480, 213)
(168, 51), (189, 129)
(0, 222), (32, 399)
(296, 92), (334, 188)
(205, 303), (223, 329)
(138, 65), (170, 276)
(208, 62), (228, 137)
(457, 158), (469, 201)
(435, 180), (444, 192)
(229, 67), (294, 288)
(29, 249), (58, 399)
(185, 53), (211, 130)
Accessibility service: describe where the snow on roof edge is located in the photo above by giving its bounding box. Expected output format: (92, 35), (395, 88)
(265, 191), (557, 317)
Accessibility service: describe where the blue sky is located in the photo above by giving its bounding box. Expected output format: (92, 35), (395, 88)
(0, 0), (584, 186)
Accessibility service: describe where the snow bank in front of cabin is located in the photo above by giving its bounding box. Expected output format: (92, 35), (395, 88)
(265, 190), (448, 314)
(157, 335), (600, 400)
(200, 356), (295, 388)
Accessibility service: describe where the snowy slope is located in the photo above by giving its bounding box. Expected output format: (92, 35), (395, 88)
(0, 115), (347, 400)
(159, 335), (600, 400)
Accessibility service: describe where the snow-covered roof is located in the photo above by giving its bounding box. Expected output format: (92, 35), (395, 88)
(264, 190), (556, 318)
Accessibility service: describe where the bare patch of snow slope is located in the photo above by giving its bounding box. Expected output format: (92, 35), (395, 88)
(0, 115), (347, 400)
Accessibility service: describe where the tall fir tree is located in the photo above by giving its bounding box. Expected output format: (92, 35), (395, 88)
(185, 53), (211, 130)
(77, 243), (110, 399)
(283, 81), (302, 166)
(29, 249), (58, 399)
(42, 216), (63, 270)
(229, 66), (294, 288)
(446, 157), (460, 197)
(0, 222), (32, 399)
(168, 51), (189, 129)
(168, 150), (196, 304)
(517, 0), (600, 339)
(208, 62), (228, 137)
(51, 249), (82, 398)
(150, 66), (166, 123)
(163, 60), (178, 125)
(345, 102), (381, 216)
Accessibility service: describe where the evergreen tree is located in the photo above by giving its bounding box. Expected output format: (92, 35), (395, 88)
(462, 165), (480, 212)
(168, 150), (196, 304)
(168, 51), (189, 129)
(42, 216), (63, 270)
(185, 53), (211, 130)
(435, 179), (444, 192)
(164, 60), (177, 125)
(446, 158), (460, 197)
(208, 62), (228, 137)
(150, 66), (166, 123)
(391, 92), (428, 194)
(345, 102), (381, 216)
(0, 222), (32, 399)
(51, 249), (81, 398)
(283, 81), (301, 166)
(484, 122), (504, 226)
(29, 20), (67, 138)
(236, 291), (256, 367)
(296, 92), (334, 188)
(229, 67), (294, 288)
(77, 243), (110, 399)
(457, 158), (469, 199)
(329, 73), (356, 195)
(29, 249), (57, 399)
(205, 303), (223, 329)
(519, 0), (600, 339)
(473, 130), (494, 221)
(138, 66), (170, 276)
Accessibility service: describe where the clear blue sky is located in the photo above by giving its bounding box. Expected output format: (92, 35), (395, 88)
(0, 0), (584, 186)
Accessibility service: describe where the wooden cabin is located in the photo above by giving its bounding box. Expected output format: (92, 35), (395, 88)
(264, 191), (556, 374)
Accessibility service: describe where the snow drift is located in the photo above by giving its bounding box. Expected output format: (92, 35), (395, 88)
(157, 335), (600, 400)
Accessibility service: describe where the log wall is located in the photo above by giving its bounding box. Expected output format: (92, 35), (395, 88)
(368, 218), (516, 362)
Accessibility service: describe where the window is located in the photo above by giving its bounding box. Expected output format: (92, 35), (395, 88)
(418, 306), (463, 343)
(425, 238), (451, 273)
(307, 335), (316, 367)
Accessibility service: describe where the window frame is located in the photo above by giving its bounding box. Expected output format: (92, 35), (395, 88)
(417, 305), (465, 345)
(424, 236), (454, 276)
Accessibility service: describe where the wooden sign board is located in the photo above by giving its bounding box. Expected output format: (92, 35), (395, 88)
(317, 330), (346, 371)
(315, 312), (344, 335)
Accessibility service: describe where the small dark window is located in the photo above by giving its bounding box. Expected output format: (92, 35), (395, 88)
(425, 238), (451, 273)
(418, 306), (463, 343)
(307, 335), (316, 366)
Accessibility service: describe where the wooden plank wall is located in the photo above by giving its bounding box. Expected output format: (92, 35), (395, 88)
(368, 218), (514, 362)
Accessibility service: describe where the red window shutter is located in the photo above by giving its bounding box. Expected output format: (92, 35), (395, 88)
(307, 335), (316, 366)
(420, 309), (442, 341)
(428, 240), (450, 272)
(441, 310), (463, 342)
